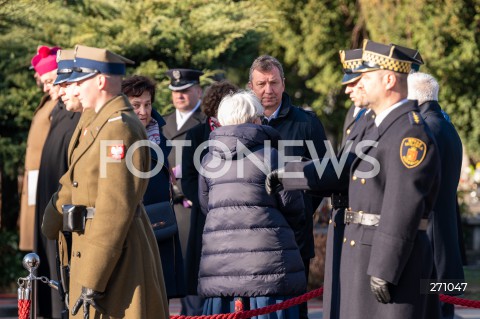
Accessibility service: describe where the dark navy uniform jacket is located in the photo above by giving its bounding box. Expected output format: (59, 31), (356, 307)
(419, 100), (464, 289)
(340, 100), (441, 318)
(281, 109), (373, 319)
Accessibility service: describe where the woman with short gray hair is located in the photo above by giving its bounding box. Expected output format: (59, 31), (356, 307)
(198, 91), (306, 319)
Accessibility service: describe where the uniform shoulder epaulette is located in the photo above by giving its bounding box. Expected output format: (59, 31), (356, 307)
(408, 111), (423, 125)
(108, 114), (124, 123)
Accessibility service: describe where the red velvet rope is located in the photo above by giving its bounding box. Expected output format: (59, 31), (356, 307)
(18, 299), (31, 319)
(16, 282), (479, 319)
(440, 294), (480, 309)
(170, 286), (480, 319)
(171, 287), (324, 319)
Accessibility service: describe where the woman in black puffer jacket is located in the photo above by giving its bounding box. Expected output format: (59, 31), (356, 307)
(198, 91), (306, 319)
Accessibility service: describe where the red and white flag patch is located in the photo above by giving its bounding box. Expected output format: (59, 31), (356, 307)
(108, 144), (126, 160)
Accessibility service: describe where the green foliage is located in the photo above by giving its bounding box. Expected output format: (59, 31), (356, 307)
(261, 0), (366, 143)
(0, 230), (23, 292)
(359, 0), (480, 160)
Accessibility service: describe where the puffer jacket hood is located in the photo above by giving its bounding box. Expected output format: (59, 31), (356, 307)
(208, 123), (280, 160)
(197, 122), (306, 298)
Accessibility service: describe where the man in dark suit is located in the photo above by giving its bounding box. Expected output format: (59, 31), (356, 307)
(248, 55), (328, 319)
(162, 68), (206, 315)
(408, 72), (464, 319)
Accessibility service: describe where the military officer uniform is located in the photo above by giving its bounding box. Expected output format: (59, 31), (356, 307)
(337, 40), (441, 319)
(162, 68), (206, 315)
(277, 48), (374, 319)
(162, 69), (206, 261)
(42, 45), (169, 319)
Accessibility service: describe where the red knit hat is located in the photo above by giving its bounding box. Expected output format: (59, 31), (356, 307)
(31, 46), (61, 76)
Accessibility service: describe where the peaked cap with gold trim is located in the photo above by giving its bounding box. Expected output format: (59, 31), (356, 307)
(352, 40), (424, 74)
(339, 48), (363, 84)
(67, 44), (134, 83)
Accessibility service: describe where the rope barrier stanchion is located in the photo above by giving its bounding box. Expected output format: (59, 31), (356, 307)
(440, 294), (480, 309)
(17, 253), (40, 319)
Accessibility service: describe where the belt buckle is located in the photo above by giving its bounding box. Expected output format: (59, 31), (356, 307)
(344, 211), (354, 224)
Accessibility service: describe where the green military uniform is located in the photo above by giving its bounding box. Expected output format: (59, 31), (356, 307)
(42, 44), (169, 319)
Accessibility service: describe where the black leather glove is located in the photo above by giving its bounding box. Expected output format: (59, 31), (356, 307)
(370, 276), (391, 304)
(265, 168), (285, 195)
(172, 184), (185, 205)
(71, 287), (104, 319)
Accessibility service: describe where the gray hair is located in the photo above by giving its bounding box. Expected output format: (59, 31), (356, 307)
(248, 55), (285, 82)
(407, 72), (439, 105)
(217, 91), (263, 126)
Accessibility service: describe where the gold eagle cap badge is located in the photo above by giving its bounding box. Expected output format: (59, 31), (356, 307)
(400, 137), (427, 168)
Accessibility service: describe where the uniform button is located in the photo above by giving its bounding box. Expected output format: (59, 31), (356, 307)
(343, 237), (347, 243)
(361, 179), (366, 184)
(72, 181), (78, 187)
(352, 176), (357, 181)
(329, 219), (332, 224)
(350, 240), (356, 247)
(346, 129), (351, 135)
(76, 252), (81, 258)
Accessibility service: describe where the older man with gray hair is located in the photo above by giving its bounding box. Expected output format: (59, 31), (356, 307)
(408, 72), (465, 319)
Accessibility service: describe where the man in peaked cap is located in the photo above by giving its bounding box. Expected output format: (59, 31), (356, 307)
(162, 68), (206, 316)
(339, 48), (370, 148)
(41, 44), (169, 319)
(55, 49), (83, 112)
(265, 48), (373, 319)
(34, 47), (82, 319)
(337, 39), (440, 318)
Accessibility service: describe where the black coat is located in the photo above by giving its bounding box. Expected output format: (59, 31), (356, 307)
(340, 101), (440, 318)
(341, 105), (356, 148)
(198, 124), (306, 297)
(282, 110), (375, 319)
(34, 101), (80, 318)
(143, 109), (186, 299)
(162, 108), (206, 265)
(419, 100), (464, 289)
(181, 121), (211, 294)
(264, 92), (328, 260)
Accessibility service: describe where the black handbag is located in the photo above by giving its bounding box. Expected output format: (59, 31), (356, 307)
(145, 201), (178, 242)
(145, 165), (178, 242)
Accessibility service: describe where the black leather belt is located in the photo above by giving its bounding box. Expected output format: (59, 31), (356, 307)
(331, 194), (349, 209)
(344, 209), (428, 230)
